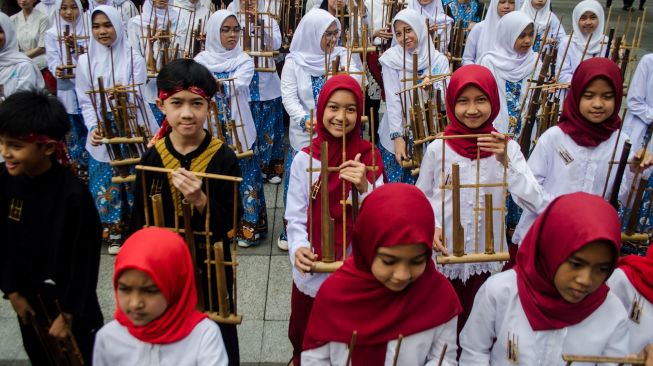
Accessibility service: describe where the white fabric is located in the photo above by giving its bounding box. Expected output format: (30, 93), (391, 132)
(416, 139), (543, 282)
(519, 0), (551, 32)
(622, 54), (653, 152)
(459, 270), (631, 366)
(607, 268), (653, 355)
(571, 0), (605, 57)
(35, 0), (58, 27)
(285, 150), (383, 297)
(10, 9), (49, 69)
(461, 20), (482, 66)
(301, 318), (459, 366)
(407, 0), (453, 53)
(177, 0), (211, 34)
(512, 127), (645, 244)
(93, 318), (229, 366)
(557, 34), (607, 84)
(468, 0), (506, 65)
(89, 0), (116, 10)
(0, 12), (44, 97)
(116, 0), (139, 32)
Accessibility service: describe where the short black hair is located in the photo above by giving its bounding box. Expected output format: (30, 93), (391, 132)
(156, 59), (217, 98)
(0, 89), (70, 140)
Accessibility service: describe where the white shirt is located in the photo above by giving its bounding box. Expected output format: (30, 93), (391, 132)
(93, 319), (229, 366)
(607, 268), (653, 355)
(461, 20), (483, 66)
(460, 270), (631, 366)
(10, 10), (49, 70)
(285, 150), (384, 297)
(623, 54), (653, 152)
(34, 2), (58, 26)
(556, 35), (608, 84)
(301, 317), (459, 366)
(44, 27), (87, 114)
(116, 0), (140, 32)
(0, 62), (44, 98)
(415, 139), (543, 282)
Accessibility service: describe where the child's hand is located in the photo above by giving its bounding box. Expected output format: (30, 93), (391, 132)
(8, 292), (34, 325)
(171, 168), (207, 212)
(295, 247), (316, 274)
(433, 227), (448, 255)
(630, 148), (653, 173)
(304, 118), (316, 133)
(339, 153), (368, 193)
(639, 344), (653, 366)
(394, 137), (408, 164)
(372, 28), (393, 40)
(55, 65), (65, 79)
(90, 127), (104, 146)
(49, 312), (73, 340)
(478, 132), (508, 167)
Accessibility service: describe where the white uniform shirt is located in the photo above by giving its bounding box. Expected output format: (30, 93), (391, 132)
(556, 35), (608, 84)
(301, 317), (459, 366)
(460, 270), (631, 366)
(623, 54), (653, 152)
(10, 10), (49, 70)
(93, 319), (229, 366)
(461, 20), (482, 66)
(44, 27), (87, 114)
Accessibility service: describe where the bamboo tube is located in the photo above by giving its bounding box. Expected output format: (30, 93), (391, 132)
(151, 193), (165, 227)
(213, 241), (231, 318)
(561, 355), (645, 365)
(484, 193), (494, 255)
(346, 331), (358, 366)
(391, 335), (404, 366)
(135, 165), (243, 182)
(436, 252), (511, 264)
(451, 164), (464, 257)
(321, 142), (336, 263)
(625, 177), (648, 235)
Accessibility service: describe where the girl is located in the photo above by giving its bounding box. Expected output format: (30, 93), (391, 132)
(75, 5), (156, 254)
(378, 8), (450, 184)
(416, 64), (541, 331)
(408, 0), (453, 54)
(607, 247), (653, 355)
(285, 74), (384, 365)
(0, 13), (45, 98)
(460, 192), (630, 364)
(301, 183), (461, 365)
(93, 227), (229, 365)
(195, 10), (267, 248)
(278, 8), (360, 250)
(462, 0), (515, 66)
(512, 58), (653, 246)
(520, 0), (566, 53)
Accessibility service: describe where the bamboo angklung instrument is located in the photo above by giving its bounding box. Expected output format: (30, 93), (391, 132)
(97, 77), (130, 178)
(451, 163), (464, 257)
(30, 295), (85, 366)
(608, 140), (631, 209)
(562, 354), (645, 365)
(345, 331), (357, 366)
(319, 141), (336, 264)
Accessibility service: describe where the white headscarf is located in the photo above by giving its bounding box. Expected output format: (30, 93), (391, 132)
(520, 0), (551, 33)
(378, 8), (440, 72)
(46, 0), (89, 40)
(194, 10), (252, 73)
(89, 0), (116, 10)
(0, 13), (40, 68)
(407, 0), (446, 23)
(476, 0), (510, 61)
(571, 0), (604, 56)
(285, 8), (345, 76)
(131, 0), (179, 28)
(177, 0), (206, 10)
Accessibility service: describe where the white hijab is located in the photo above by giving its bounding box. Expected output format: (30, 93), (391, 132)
(89, 0), (116, 10)
(520, 0), (551, 33)
(131, 0), (179, 28)
(285, 8), (345, 76)
(407, 0), (448, 24)
(194, 10), (252, 73)
(0, 13), (40, 68)
(46, 0), (88, 39)
(476, 0), (510, 61)
(379, 8), (440, 72)
(571, 0), (604, 56)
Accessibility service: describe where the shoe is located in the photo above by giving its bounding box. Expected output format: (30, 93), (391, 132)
(277, 236), (289, 250)
(108, 243), (121, 255)
(268, 175), (282, 184)
(238, 239), (258, 248)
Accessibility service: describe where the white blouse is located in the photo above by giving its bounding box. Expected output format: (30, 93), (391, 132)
(301, 317), (459, 366)
(415, 139), (543, 282)
(0, 62), (44, 98)
(93, 318), (229, 366)
(460, 270), (631, 366)
(623, 54), (653, 152)
(556, 35), (608, 84)
(44, 26), (88, 114)
(607, 268), (653, 355)
(10, 10), (49, 70)
(285, 150), (384, 297)
(461, 20), (483, 66)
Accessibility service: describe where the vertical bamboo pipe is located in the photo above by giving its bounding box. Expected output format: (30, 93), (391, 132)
(451, 163), (464, 257)
(484, 193), (495, 255)
(213, 241), (231, 318)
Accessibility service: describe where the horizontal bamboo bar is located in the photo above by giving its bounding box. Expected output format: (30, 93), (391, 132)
(111, 175), (136, 183)
(400, 160), (418, 169)
(109, 157), (141, 167)
(562, 355), (645, 364)
(254, 67), (278, 73)
(102, 136), (146, 144)
(306, 166), (380, 173)
(440, 183), (506, 189)
(436, 133), (514, 140)
(350, 46), (377, 53)
(142, 224), (213, 237)
(246, 51), (278, 57)
(621, 233), (649, 241)
(235, 150), (255, 159)
(206, 312), (243, 325)
(312, 260), (343, 273)
(411, 167), (420, 176)
(135, 165), (243, 182)
(414, 135), (440, 145)
(396, 75), (451, 94)
(436, 252), (510, 265)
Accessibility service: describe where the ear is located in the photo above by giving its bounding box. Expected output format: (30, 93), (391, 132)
(155, 98), (167, 115)
(41, 141), (57, 157)
(208, 100), (215, 110)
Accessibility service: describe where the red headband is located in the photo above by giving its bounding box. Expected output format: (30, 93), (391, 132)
(22, 133), (75, 172)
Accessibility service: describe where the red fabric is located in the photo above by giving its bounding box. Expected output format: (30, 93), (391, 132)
(515, 192), (622, 331)
(301, 74), (383, 261)
(366, 52), (385, 101)
(443, 64), (499, 159)
(41, 69), (57, 95)
(303, 184), (462, 364)
(288, 284), (315, 366)
(150, 86), (212, 145)
(618, 246), (653, 304)
(113, 227), (207, 344)
(557, 58), (623, 147)
(22, 133), (72, 168)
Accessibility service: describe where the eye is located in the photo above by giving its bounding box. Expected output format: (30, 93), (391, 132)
(145, 287), (161, 294)
(411, 257), (427, 265)
(347, 107), (356, 113)
(382, 259), (397, 265)
(599, 266), (611, 273)
(568, 260), (584, 269)
(329, 105), (338, 110)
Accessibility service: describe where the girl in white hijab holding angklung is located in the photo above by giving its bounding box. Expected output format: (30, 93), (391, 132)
(0, 12), (44, 99)
(407, 0), (453, 53)
(463, 0), (515, 65)
(519, 0), (566, 53)
(378, 8), (450, 185)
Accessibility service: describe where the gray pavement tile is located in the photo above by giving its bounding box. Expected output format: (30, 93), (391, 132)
(270, 208), (288, 256)
(264, 257), (292, 321)
(238, 319), (264, 363)
(0, 317), (24, 360)
(264, 183), (280, 210)
(97, 253), (117, 322)
(261, 320), (293, 364)
(236, 256), (270, 321)
(0, 298), (13, 319)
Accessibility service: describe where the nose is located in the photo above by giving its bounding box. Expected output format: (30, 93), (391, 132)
(129, 294), (145, 310)
(393, 264), (411, 283)
(591, 96), (603, 108)
(575, 268), (593, 288)
(180, 103), (194, 119)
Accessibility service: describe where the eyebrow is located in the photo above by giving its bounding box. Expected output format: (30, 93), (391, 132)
(169, 97), (206, 102)
(569, 255), (612, 266)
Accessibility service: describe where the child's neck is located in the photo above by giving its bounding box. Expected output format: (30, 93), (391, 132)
(26, 159), (53, 177)
(168, 130), (207, 155)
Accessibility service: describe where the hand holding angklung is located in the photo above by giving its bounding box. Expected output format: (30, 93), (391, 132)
(295, 247), (316, 274)
(432, 227), (448, 256)
(8, 292), (34, 325)
(394, 137), (408, 164)
(171, 168), (206, 208)
(478, 131), (508, 166)
(49, 312), (72, 339)
(630, 148), (653, 173)
(339, 153), (367, 193)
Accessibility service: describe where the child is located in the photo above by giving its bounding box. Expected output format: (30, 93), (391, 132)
(378, 8), (450, 184)
(0, 90), (104, 365)
(93, 227), (229, 365)
(460, 192), (630, 364)
(195, 10), (267, 248)
(512, 58), (653, 246)
(607, 247), (653, 355)
(415, 64), (542, 332)
(285, 74), (384, 365)
(462, 0), (515, 66)
(520, 0), (566, 53)
(302, 183), (461, 365)
(408, 0), (453, 54)
(0, 12), (45, 98)
(131, 58), (242, 365)
(35, 0), (58, 25)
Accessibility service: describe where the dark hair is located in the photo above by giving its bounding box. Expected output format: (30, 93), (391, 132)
(0, 89), (70, 140)
(156, 59), (217, 98)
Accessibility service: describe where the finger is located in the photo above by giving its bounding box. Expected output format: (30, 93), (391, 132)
(354, 153), (361, 162)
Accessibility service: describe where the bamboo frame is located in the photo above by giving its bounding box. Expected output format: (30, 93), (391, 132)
(562, 355), (645, 365)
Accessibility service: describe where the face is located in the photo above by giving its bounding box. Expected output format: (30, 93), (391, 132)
(152, 0), (169, 9)
(17, 0), (37, 10)
(156, 90), (211, 139)
(0, 136), (55, 177)
(497, 0), (515, 17)
(320, 22), (338, 54)
(371, 244), (429, 292)
(394, 20), (418, 52)
(553, 242), (614, 304)
(92, 13), (117, 47)
(513, 24), (534, 54)
(417, 0), (433, 5)
(116, 269), (168, 326)
(59, 0), (80, 23)
(579, 77), (615, 124)
(531, 0), (546, 9)
(327, 0), (345, 12)
(322, 90), (357, 138)
(219, 16), (240, 50)
(578, 11), (599, 35)
(454, 85), (492, 129)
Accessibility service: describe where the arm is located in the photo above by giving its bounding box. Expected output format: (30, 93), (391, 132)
(263, 16), (282, 50)
(415, 142), (441, 228)
(459, 281), (497, 365)
(381, 66), (404, 139)
(44, 30), (62, 75)
(626, 58), (653, 123)
(281, 59), (309, 128)
(505, 140), (546, 214)
(74, 57), (100, 132)
(232, 57), (255, 93)
(285, 154), (311, 267)
(462, 24), (479, 66)
(24, 15), (49, 58)
(425, 317), (458, 366)
(197, 321), (230, 366)
(557, 37), (573, 84)
(11, 63), (45, 92)
(522, 132), (555, 214)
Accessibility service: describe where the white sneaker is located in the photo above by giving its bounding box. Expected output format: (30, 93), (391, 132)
(268, 175), (282, 184)
(277, 236), (289, 250)
(238, 239), (254, 248)
(108, 243), (121, 255)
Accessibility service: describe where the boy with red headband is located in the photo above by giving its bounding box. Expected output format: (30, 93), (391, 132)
(0, 90), (104, 365)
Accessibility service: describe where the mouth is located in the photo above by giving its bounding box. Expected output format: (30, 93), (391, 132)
(568, 288), (588, 300)
(589, 111), (604, 118)
(4, 161), (18, 170)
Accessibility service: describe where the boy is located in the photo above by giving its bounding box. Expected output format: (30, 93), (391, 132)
(0, 90), (104, 365)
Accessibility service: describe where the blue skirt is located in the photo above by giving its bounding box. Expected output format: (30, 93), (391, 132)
(379, 143), (416, 184)
(251, 97), (285, 168)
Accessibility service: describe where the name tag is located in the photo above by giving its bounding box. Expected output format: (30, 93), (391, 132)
(557, 146), (574, 165)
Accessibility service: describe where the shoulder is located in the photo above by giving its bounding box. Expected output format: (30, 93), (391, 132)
(96, 320), (130, 341)
(213, 142), (239, 166)
(481, 270), (518, 304)
(595, 291), (629, 321)
(192, 318), (222, 339)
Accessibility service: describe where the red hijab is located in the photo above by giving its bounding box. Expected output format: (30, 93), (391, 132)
(557, 58), (623, 147)
(443, 64), (499, 159)
(515, 192), (622, 331)
(303, 184), (462, 364)
(618, 246), (653, 303)
(301, 74), (384, 260)
(113, 227), (207, 344)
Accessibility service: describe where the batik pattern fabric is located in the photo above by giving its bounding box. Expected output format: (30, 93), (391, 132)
(505, 79), (525, 234)
(66, 112), (90, 184)
(149, 102), (165, 127)
(444, 0), (481, 28)
(280, 147), (299, 242)
(533, 32), (543, 53)
(250, 70), (284, 179)
(88, 157), (133, 240)
(379, 143), (416, 184)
